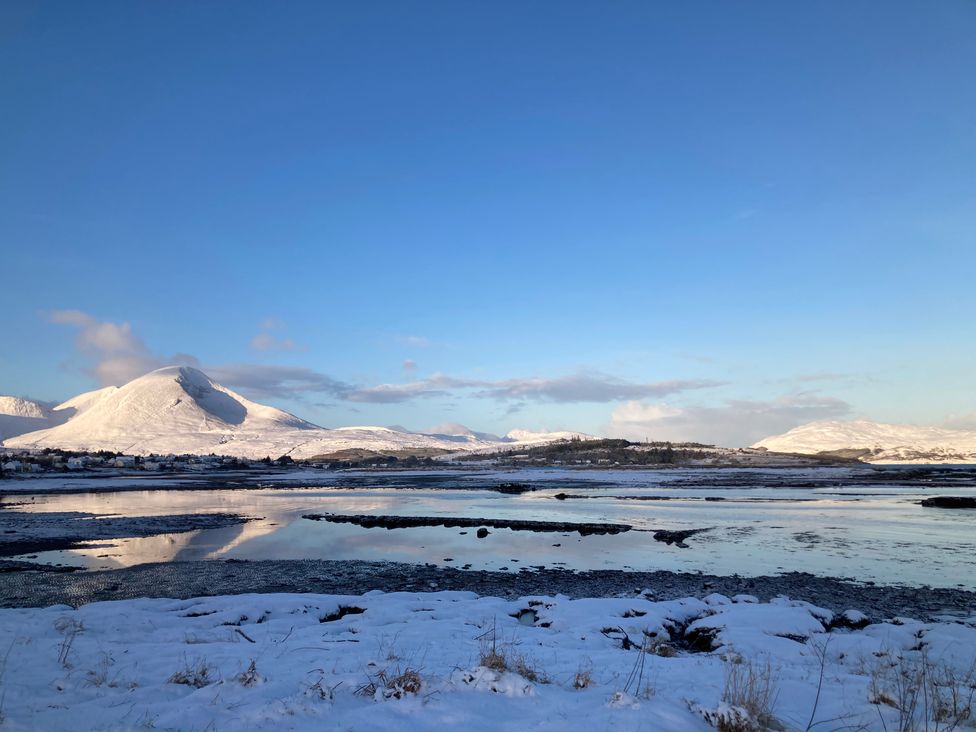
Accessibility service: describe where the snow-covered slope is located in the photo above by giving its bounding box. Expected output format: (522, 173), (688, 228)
(505, 428), (593, 444)
(0, 387), (125, 441)
(754, 420), (976, 464)
(5, 366), (585, 459)
(6, 366), (321, 457)
(53, 385), (118, 418)
(0, 396), (56, 441)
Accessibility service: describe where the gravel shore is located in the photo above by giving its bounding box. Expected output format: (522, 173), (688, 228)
(2, 559), (973, 621)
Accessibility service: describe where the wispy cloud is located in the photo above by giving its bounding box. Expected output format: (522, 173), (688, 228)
(345, 372), (723, 404)
(794, 371), (851, 383)
(204, 364), (352, 401)
(343, 374), (458, 403)
(395, 335), (430, 348)
(471, 374), (723, 403)
(47, 310), (197, 386)
(250, 318), (299, 352)
(47, 312), (724, 409)
(608, 393), (852, 447)
(203, 368), (720, 406)
(250, 332), (297, 352)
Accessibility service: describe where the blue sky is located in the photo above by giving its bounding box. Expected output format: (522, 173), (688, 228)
(1, 1), (974, 445)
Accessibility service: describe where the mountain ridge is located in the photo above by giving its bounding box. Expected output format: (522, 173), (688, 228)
(753, 419), (976, 463)
(2, 366), (590, 458)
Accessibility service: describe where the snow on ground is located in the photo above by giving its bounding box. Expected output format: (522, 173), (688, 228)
(1, 590), (973, 731)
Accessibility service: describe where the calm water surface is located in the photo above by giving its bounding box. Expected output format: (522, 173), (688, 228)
(4, 467), (975, 588)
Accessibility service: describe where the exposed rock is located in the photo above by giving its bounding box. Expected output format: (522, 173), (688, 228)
(490, 483), (534, 495)
(652, 528), (711, 548)
(920, 496), (976, 509)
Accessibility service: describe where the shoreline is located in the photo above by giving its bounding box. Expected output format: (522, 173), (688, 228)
(2, 558), (973, 619)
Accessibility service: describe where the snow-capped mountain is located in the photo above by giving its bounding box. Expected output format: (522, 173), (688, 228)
(504, 428), (592, 444)
(754, 419), (976, 464)
(0, 396), (57, 441)
(2, 366), (587, 459)
(424, 424), (593, 445)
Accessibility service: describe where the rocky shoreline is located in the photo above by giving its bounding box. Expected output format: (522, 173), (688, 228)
(1, 559), (973, 621)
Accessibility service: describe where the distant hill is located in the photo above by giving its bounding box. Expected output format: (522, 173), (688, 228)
(454, 437), (857, 467)
(754, 419), (976, 464)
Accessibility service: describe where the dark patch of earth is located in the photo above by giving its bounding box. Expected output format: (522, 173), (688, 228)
(0, 560), (972, 623)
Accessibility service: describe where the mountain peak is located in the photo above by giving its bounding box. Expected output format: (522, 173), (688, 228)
(4, 367), (595, 459)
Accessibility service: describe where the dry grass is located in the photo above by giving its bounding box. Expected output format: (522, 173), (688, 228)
(513, 655), (547, 684)
(480, 647), (508, 673)
(869, 650), (976, 732)
(167, 659), (214, 688)
(356, 667), (423, 700)
(715, 657), (779, 732)
(476, 621), (548, 683)
(647, 637), (680, 658)
(305, 675), (340, 702)
(54, 617), (83, 669)
(573, 661), (594, 690)
(236, 660), (261, 687)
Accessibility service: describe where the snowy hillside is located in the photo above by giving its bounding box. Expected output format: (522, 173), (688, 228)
(505, 428), (593, 444)
(0, 396), (57, 441)
(0, 385), (130, 442)
(3, 366), (585, 459)
(754, 419), (976, 463)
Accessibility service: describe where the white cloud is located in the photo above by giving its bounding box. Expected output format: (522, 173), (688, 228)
(608, 394), (852, 447)
(395, 335), (430, 348)
(47, 310), (198, 386)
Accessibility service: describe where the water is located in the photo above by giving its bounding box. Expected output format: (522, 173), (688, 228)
(4, 466), (975, 588)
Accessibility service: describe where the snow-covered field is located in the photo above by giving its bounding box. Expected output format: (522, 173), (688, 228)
(1, 590), (974, 731)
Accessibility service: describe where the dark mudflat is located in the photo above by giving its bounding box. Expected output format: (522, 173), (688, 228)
(302, 513), (632, 535)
